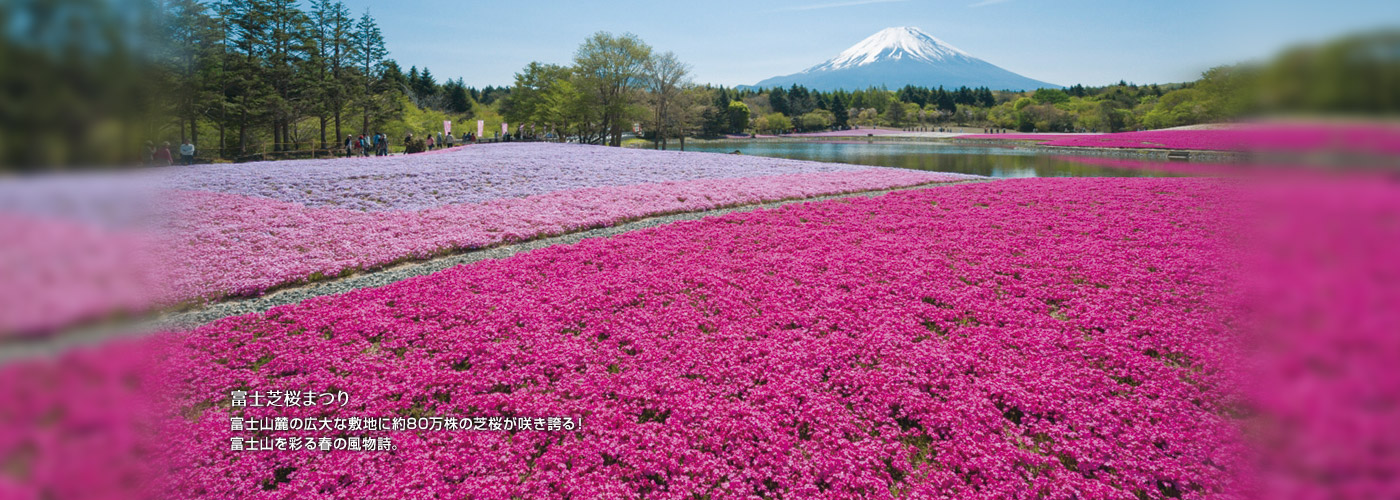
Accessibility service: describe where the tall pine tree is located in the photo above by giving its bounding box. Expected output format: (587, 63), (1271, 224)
(354, 10), (388, 134)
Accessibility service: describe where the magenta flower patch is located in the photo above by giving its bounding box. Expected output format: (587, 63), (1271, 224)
(159, 178), (1250, 499)
(1039, 124), (1400, 155)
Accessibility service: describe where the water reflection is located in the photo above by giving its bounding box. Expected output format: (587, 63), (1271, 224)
(682, 140), (1186, 177)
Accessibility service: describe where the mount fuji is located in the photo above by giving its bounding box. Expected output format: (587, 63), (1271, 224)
(747, 27), (1059, 91)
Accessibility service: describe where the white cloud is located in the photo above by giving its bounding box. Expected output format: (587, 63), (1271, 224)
(969, 0), (1011, 7)
(774, 0), (909, 12)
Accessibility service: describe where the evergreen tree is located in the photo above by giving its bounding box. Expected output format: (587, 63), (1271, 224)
(768, 87), (789, 116)
(831, 93), (849, 128)
(311, 0), (355, 147)
(162, 0), (221, 151)
(381, 61), (407, 93)
(936, 86), (956, 112)
(412, 67), (437, 106)
(700, 93), (731, 137)
(954, 86), (974, 105)
(354, 10), (388, 134)
(263, 0), (312, 151)
(977, 87), (995, 107)
(788, 84), (814, 116)
(443, 78), (473, 115)
(225, 0), (276, 155)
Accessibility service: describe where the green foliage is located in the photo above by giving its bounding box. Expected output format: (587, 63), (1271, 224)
(882, 101), (909, 127)
(441, 78), (473, 115)
(573, 31), (653, 146)
(1258, 31), (1400, 113)
(1032, 88), (1070, 105)
(797, 110), (835, 131)
(756, 112), (793, 134)
(501, 36), (705, 146)
(727, 101), (751, 134)
(502, 62), (571, 125)
(379, 95), (464, 146)
(643, 51), (695, 146)
(830, 94), (850, 128)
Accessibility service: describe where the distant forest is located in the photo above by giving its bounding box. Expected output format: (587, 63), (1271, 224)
(698, 30), (1399, 135)
(1, 0), (1395, 170)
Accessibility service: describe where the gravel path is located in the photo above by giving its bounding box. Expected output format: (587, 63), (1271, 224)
(0, 179), (991, 364)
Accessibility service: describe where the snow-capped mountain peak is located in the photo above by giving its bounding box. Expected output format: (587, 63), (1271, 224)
(747, 26), (1059, 91)
(808, 27), (971, 72)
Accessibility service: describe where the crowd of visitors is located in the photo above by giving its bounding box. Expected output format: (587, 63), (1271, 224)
(143, 140), (191, 166)
(342, 133), (393, 157)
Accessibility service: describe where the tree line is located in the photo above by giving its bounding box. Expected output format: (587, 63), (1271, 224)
(158, 0), (504, 159)
(496, 29), (1397, 142)
(499, 32), (697, 148)
(497, 35), (1009, 144)
(2, 0), (1393, 170)
(711, 31), (1399, 134)
(0, 0), (504, 169)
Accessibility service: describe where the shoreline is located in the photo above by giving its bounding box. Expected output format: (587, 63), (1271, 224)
(678, 135), (1250, 162)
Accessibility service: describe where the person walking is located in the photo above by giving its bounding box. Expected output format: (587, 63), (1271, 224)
(444, 132), (455, 148)
(344, 135), (354, 157)
(426, 134), (435, 151)
(155, 141), (174, 166)
(179, 140), (196, 165)
(143, 141), (156, 165)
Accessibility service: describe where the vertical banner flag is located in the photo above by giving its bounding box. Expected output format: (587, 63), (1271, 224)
(444, 120), (451, 134)
(477, 120), (484, 138)
(502, 123), (508, 136)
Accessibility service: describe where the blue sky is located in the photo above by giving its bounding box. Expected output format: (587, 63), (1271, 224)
(338, 0), (1399, 88)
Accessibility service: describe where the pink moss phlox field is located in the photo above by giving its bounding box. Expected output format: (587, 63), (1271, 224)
(1241, 178), (1400, 500)
(1050, 156), (1240, 177)
(164, 143), (903, 212)
(783, 128), (909, 138)
(415, 144), (471, 156)
(0, 213), (163, 336)
(171, 168), (964, 301)
(959, 134), (1096, 142)
(0, 338), (162, 500)
(1039, 124), (1400, 155)
(0, 175), (167, 337)
(1, 144), (967, 336)
(162, 178), (1250, 499)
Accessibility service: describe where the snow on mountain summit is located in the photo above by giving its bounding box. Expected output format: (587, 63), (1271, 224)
(747, 26), (1060, 91)
(808, 27), (972, 72)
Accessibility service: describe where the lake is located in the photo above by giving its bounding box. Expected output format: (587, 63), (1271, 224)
(681, 140), (1184, 178)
